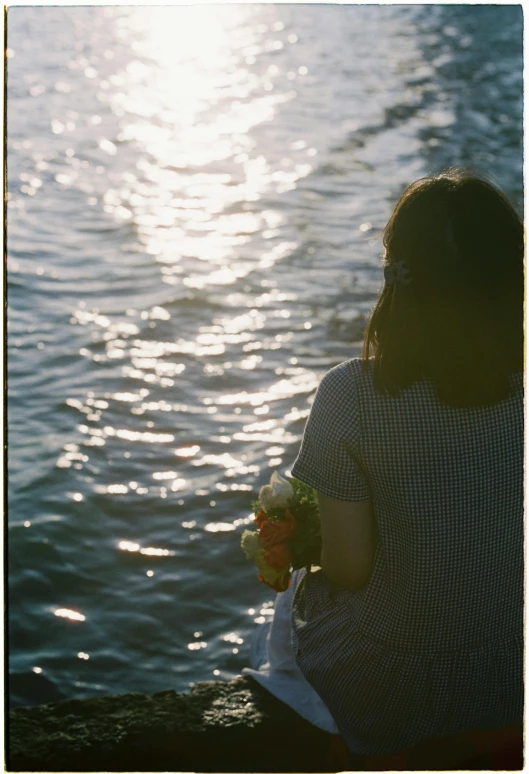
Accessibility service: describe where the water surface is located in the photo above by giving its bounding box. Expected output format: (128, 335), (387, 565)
(7, 4), (523, 706)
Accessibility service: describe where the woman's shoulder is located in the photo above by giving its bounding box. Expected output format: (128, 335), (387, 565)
(321, 360), (523, 413)
(311, 359), (375, 414)
(322, 357), (374, 390)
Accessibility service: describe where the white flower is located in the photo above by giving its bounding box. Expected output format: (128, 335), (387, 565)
(259, 471), (294, 511)
(241, 529), (262, 559)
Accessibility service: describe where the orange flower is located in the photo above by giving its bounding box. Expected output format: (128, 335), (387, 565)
(254, 548), (291, 592)
(254, 508), (268, 527)
(259, 511), (296, 547)
(264, 542), (291, 571)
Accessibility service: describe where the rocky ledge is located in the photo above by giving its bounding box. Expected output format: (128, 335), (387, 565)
(7, 676), (523, 772)
(8, 676), (340, 772)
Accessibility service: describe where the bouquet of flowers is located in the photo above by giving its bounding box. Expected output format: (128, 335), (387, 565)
(240, 471), (322, 592)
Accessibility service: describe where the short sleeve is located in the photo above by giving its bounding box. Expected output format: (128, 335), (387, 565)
(291, 360), (370, 501)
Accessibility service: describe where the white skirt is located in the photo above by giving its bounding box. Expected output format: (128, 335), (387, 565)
(242, 569), (339, 734)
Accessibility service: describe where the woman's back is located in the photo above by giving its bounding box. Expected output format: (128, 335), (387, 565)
(313, 359), (523, 650)
(291, 358), (523, 754)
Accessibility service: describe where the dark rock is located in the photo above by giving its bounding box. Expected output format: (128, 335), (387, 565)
(7, 677), (335, 772)
(9, 677), (521, 771)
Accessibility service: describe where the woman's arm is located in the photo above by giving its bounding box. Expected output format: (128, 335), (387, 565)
(318, 492), (376, 590)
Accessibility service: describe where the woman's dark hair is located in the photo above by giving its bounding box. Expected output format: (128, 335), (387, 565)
(362, 167), (524, 407)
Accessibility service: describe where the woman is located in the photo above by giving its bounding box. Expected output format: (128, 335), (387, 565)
(289, 168), (524, 757)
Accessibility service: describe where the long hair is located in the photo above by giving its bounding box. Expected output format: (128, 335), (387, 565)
(362, 168), (524, 407)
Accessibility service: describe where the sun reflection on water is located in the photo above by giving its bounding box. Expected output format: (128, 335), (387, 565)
(90, 5), (310, 290)
(16, 1), (356, 693)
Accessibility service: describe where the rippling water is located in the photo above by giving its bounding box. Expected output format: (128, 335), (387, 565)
(7, 4), (523, 706)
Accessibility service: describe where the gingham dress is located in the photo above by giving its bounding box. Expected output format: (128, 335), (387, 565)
(290, 358), (523, 756)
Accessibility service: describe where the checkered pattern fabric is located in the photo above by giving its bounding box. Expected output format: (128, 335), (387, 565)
(291, 358), (523, 756)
